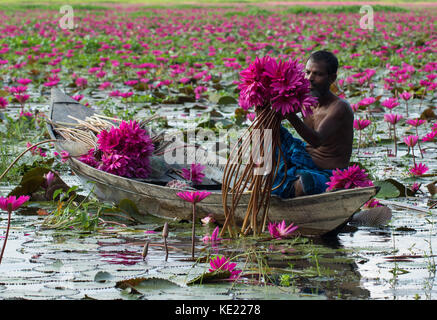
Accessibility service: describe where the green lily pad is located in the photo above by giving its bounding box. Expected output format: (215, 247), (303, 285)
(94, 271), (114, 283)
(373, 180), (401, 199)
(217, 96), (237, 105)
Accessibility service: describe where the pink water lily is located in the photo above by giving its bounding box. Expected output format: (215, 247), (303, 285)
(422, 130), (437, 142)
(384, 113), (403, 157)
(400, 91), (412, 116)
(208, 255), (242, 279)
(201, 213), (215, 225)
(406, 119), (425, 127)
(268, 220), (299, 239)
(176, 190), (211, 204)
(0, 195), (30, 212)
(238, 56), (317, 116)
(54, 150), (70, 163)
(403, 135), (419, 164)
(381, 97), (399, 110)
(353, 118), (371, 130)
(181, 163), (205, 185)
(384, 113), (403, 124)
(177, 190), (211, 259)
(0, 195), (30, 264)
(403, 135), (418, 148)
(409, 163), (429, 176)
(0, 97), (7, 109)
(358, 97), (376, 107)
(363, 198), (383, 209)
(326, 164), (374, 191)
(202, 226), (222, 244)
(80, 120), (154, 179)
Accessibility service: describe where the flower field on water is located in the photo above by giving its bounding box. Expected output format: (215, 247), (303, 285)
(0, 2), (436, 300)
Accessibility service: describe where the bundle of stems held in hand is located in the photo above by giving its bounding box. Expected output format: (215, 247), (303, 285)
(221, 105), (287, 237)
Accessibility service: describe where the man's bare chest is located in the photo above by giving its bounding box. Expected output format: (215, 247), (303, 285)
(305, 109), (329, 130)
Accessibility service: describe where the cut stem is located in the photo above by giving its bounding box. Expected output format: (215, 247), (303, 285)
(0, 209), (12, 264)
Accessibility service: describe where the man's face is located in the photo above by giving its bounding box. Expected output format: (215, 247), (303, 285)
(304, 59), (335, 98)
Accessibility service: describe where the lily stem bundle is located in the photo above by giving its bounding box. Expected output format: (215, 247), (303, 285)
(221, 106), (286, 237)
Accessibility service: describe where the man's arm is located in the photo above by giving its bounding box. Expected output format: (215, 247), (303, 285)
(285, 102), (346, 148)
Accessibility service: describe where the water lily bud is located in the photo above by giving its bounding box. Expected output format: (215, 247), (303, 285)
(162, 222), (169, 238)
(142, 240), (149, 261)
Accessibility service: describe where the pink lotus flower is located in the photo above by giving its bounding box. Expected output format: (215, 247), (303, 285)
(238, 56), (317, 116)
(99, 82), (113, 90)
(422, 130), (437, 142)
(17, 78), (32, 86)
(181, 163), (205, 185)
(201, 213), (215, 225)
(410, 183), (421, 194)
(406, 119), (425, 127)
(409, 163), (429, 176)
(381, 97), (399, 110)
(202, 226), (222, 244)
(0, 195), (30, 264)
(403, 135), (418, 148)
(43, 171), (55, 189)
(54, 150), (69, 163)
(363, 198), (383, 209)
(268, 220), (298, 239)
(0, 97), (8, 109)
(358, 97), (376, 106)
(176, 190), (211, 204)
(71, 95), (84, 102)
(82, 120), (154, 179)
(194, 86), (207, 100)
(400, 91), (412, 101)
(177, 190), (212, 259)
(353, 118), (371, 130)
(75, 77), (88, 88)
(0, 195), (30, 212)
(208, 255), (242, 279)
(383, 113), (403, 124)
(120, 92), (133, 99)
(326, 164), (374, 191)
(14, 94), (30, 105)
(20, 111), (33, 119)
(246, 112), (256, 122)
(9, 86), (27, 94)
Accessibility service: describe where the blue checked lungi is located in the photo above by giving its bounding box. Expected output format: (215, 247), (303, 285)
(271, 126), (333, 198)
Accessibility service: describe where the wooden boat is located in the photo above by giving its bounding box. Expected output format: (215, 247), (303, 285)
(47, 88), (379, 236)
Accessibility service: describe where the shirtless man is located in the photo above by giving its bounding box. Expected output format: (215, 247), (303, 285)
(279, 50), (354, 197)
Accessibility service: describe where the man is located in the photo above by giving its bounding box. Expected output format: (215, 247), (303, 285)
(272, 50), (354, 198)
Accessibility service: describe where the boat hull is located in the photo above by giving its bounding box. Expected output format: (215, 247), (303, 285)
(69, 157), (377, 236)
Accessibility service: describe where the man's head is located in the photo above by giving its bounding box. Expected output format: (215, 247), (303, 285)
(305, 50), (338, 98)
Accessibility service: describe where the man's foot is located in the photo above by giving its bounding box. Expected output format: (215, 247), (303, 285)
(293, 177), (306, 197)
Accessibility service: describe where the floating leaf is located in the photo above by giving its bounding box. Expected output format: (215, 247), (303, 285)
(217, 96), (237, 105)
(94, 271), (114, 283)
(383, 178), (416, 197)
(373, 180), (401, 199)
(116, 277), (181, 291)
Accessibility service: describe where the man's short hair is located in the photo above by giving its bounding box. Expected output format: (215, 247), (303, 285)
(308, 50), (338, 75)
